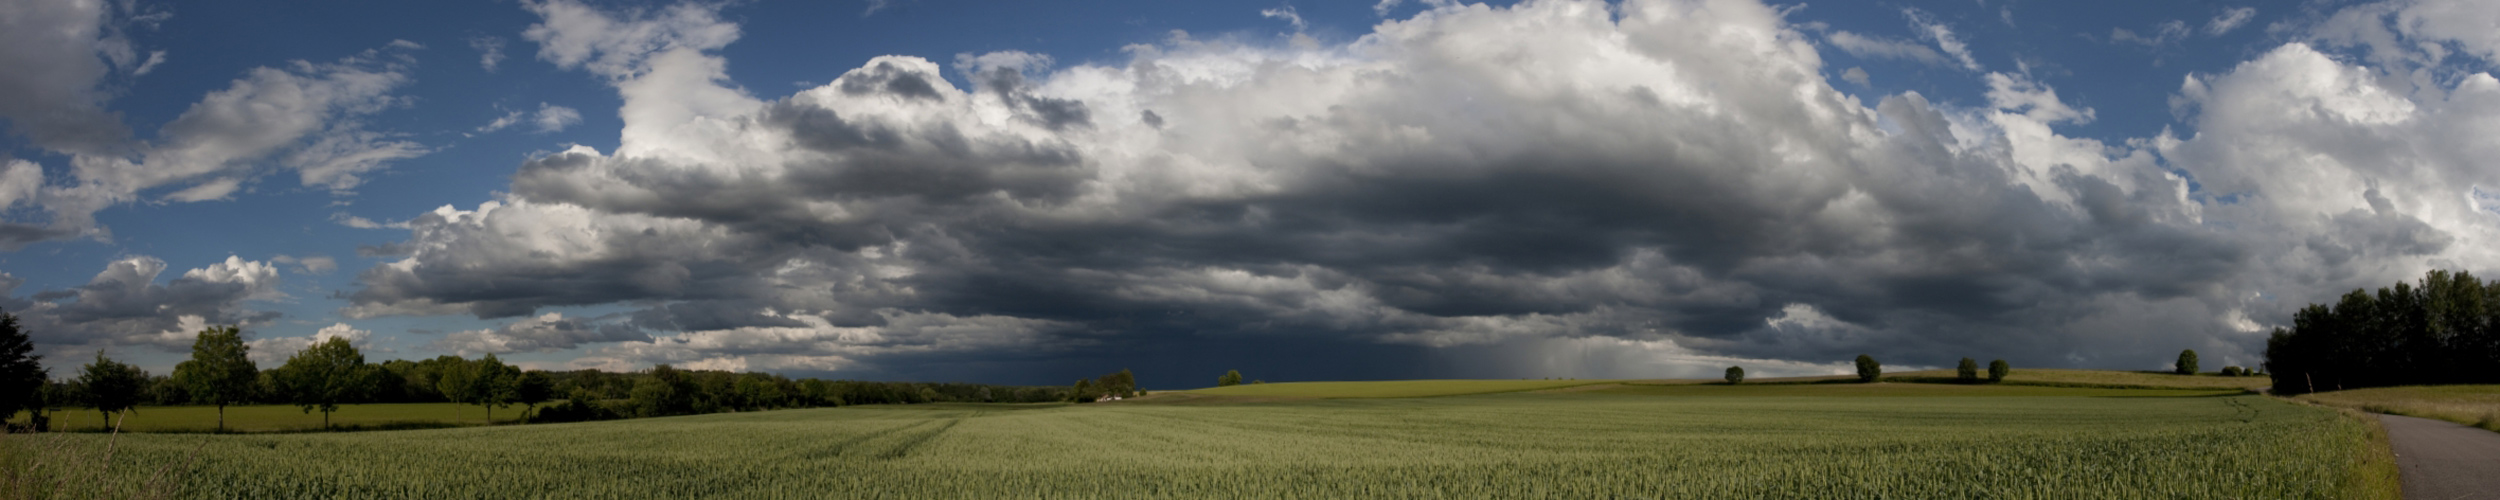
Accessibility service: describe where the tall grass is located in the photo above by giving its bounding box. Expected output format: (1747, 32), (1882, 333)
(2, 412), (201, 499)
(2298, 385), (2500, 432)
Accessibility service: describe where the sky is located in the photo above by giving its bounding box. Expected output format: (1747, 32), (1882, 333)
(3, 0), (2498, 388)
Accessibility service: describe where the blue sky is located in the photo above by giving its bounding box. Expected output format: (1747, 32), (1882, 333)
(4, 0), (2497, 388)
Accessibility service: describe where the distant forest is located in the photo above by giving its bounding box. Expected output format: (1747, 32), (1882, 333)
(2266, 270), (2500, 394)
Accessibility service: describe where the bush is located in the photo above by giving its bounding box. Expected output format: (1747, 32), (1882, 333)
(1217, 370), (1243, 387)
(2175, 350), (2199, 375)
(1956, 358), (1979, 383)
(1724, 366), (1744, 384)
(1854, 355), (1881, 383)
(2220, 366), (2245, 377)
(1987, 359), (2010, 383)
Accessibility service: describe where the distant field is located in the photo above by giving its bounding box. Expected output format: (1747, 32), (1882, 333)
(10, 402), (525, 433)
(18, 384), (2393, 498)
(1886, 368), (2273, 390)
(1183, 379), (1620, 398)
(1590, 382), (2242, 398)
(2299, 385), (2500, 432)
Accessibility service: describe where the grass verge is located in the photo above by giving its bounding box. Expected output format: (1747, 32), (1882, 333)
(2296, 385), (2500, 432)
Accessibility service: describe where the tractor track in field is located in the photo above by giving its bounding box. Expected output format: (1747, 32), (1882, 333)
(2378, 414), (2500, 500)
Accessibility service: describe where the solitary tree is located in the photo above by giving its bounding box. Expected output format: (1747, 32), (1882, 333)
(1956, 358), (1980, 383)
(273, 337), (376, 429)
(172, 326), (257, 432)
(1218, 370), (1243, 387)
(1854, 354), (1882, 383)
(78, 351), (150, 427)
(1987, 359), (2011, 383)
(2175, 349), (2200, 375)
(0, 309), (45, 426)
(1724, 366), (1744, 384)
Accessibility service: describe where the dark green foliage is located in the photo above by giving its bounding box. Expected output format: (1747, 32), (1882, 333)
(172, 325), (258, 432)
(632, 364), (697, 417)
(1724, 366), (1744, 384)
(2265, 270), (2500, 394)
(2219, 366), (2244, 377)
(2175, 350), (2199, 375)
(1070, 369), (1140, 402)
(1854, 355), (1880, 383)
(271, 337), (377, 428)
(1987, 359), (2010, 383)
(77, 351), (150, 424)
(1956, 358), (1979, 383)
(515, 371), (554, 419)
(1218, 370), (1243, 387)
(0, 309), (45, 425)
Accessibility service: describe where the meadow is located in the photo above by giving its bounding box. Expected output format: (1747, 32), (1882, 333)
(11, 382), (2395, 499)
(1882, 368), (2273, 390)
(12, 403), (523, 433)
(2297, 385), (2500, 432)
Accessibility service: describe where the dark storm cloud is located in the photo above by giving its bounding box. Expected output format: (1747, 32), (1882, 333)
(338, 0), (2500, 382)
(434, 312), (653, 355)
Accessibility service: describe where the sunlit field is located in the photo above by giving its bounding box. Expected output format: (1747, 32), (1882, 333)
(15, 384), (2395, 499)
(1183, 378), (1620, 398)
(10, 402), (526, 433)
(1883, 368), (2273, 390)
(2299, 385), (2500, 432)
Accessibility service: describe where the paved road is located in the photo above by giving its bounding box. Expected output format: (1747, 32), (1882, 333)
(2380, 414), (2500, 500)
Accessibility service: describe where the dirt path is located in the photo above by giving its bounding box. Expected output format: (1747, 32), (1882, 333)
(2379, 414), (2500, 500)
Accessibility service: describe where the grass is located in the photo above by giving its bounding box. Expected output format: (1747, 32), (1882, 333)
(11, 402), (527, 433)
(18, 384), (2396, 498)
(1183, 378), (1622, 398)
(2297, 385), (2500, 432)
(1591, 382), (2243, 398)
(1885, 368), (2274, 390)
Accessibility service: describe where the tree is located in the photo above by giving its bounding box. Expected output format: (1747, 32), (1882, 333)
(272, 337), (375, 429)
(1854, 354), (1881, 383)
(473, 354), (520, 423)
(1218, 370), (1243, 387)
(2175, 349), (2199, 375)
(1987, 359), (2010, 383)
(1724, 366), (1744, 384)
(171, 326), (257, 432)
(1956, 358), (1980, 383)
(0, 309), (44, 425)
(77, 351), (150, 426)
(515, 371), (554, 419)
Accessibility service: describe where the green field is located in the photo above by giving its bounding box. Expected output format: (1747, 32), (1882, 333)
(1182, 378), (1620, 398)
(11, 402), (526, 433)
(2299, 385), (2500, 432)
(1884, 368), (2273, 390)
(13, 384), (2395, 498)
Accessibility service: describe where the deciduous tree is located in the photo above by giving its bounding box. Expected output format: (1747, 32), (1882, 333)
(1724, 366), (1744, 384)
(273, 338), (376, 429)
(1988, 359), (2010, 383)
(2175, 349), (2199, 375)
(1854, 355), (1881, 383)
(172, 326), (257, 432)
(1956, 358), (1980, 383)
(1218, 370), (1243, 387)
(77, 351), (149, 426)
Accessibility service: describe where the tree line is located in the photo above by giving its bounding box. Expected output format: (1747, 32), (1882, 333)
(0, 312), (1071, 432)
(2265, 270), (2500, 394)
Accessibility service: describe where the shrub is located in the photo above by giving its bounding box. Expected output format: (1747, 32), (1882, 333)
(1217, 370), (1243, 387)
(1956, 358), (1979, 383)
(2220, 366), (2245, 377)
(1724, 366), (1744, 385)
(2175, 350), (2199, 375)
(1854, 355), (1881, 383)
(1987, 359), (2010, 382)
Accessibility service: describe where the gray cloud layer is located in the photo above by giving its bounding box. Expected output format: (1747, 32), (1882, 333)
(332, 0), (2500, 381)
